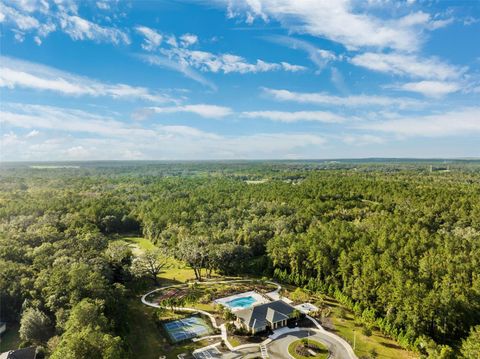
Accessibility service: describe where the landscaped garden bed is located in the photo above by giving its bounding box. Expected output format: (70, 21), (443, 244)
(288, 339), (329, 359)
(146, 280), (277, 308)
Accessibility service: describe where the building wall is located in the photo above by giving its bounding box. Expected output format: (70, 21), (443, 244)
(252, 325), (266, 334)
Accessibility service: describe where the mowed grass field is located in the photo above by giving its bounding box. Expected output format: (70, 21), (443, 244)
(116, 235), (197, 283)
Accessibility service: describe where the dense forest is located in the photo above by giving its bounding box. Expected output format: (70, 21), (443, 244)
(1, 160), (479, 358)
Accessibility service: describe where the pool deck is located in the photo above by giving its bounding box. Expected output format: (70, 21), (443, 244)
(265, 290), (293, 304)
(213, 290), (270, 311)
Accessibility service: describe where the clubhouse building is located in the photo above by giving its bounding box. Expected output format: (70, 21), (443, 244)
(235, 300), (297, 334)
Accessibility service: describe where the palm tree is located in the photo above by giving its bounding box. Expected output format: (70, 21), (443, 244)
(292, 309), (302, 325)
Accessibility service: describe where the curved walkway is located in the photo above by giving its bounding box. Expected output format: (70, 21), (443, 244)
(141, 279), (356, 359)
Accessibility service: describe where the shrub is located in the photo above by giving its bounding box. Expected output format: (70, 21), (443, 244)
(234, 326), (249, 336)
(290, 287), (310, 302)
(223, 309), (236, 321)
(362, 325), (373, 337)
(225, 322), (235, 333)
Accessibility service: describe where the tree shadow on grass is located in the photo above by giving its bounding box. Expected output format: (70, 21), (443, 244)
(158, 277), (184, 286)
(380, 341), (403, 350)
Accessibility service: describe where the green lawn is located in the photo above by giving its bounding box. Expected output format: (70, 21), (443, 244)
(288, 339), (329, 359)
(120, 236), (157, 253)
(115, 236), (197, 284)
(325, 298), (417, 359)
(159, 264), (197, 284)
(191, 302), (217, 313)
(0, 323), (20, 352)
(228, 336), (241, 347)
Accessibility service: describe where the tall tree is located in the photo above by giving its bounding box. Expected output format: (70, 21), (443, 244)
(132, 249), (168, 284)
(50, 299), (124, 359)
(177, 235), (209, 281)
(461, 325), (480, 359)
(19, 307), (52, 344)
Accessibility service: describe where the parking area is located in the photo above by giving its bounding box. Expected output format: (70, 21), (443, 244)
(294, 303), (319, 314)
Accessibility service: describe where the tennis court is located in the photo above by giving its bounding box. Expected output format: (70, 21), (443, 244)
(163, 316), (213, 343)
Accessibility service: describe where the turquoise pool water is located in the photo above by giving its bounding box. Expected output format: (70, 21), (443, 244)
(225, 295), (257, 309)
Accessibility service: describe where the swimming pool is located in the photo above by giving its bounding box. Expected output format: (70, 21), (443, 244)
(214, 290), (269, 311)
(225, 295), (257, 309)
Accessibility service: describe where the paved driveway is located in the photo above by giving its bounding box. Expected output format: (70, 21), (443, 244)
(221, 347), (261, 358)
(268, 329), (353, 359)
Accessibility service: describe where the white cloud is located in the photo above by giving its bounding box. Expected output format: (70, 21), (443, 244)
(160, 125), (221, 139)
(357, 107), (480, 137)
(59, 14), (130, 44)
(136, 30), (305, 88)
(2, 131), (25, 147)
(265, 35), (336, 71)
(1, 102), (329, 161)
(0, 56), (172, 103)
(263, 88), (422, 108)
(330, 67), (348, 93)
(3, 0), (51, 14)
(0, 3), (39, 30)
(0, 103), (157, 138)
(392, 80), (461, 98)
(136, 26), (163, 51)
(96, 1), (110, 10)
(164, 47), (306, 74)
(149, 104), (233, 118)
(219, 0), (446, 51)
(166, 35), (178, 47)
(242, 110), (345, 123)
(26, 129), (40, 138)
(350, 52), (464, 80)
(342, 134), (385, 145)
(463, 16), (479, 26)
(0, 1), (129, 45)
(222, 133), (326, 158)
(65, 145), (90, 159)
(180, 33), (198, 46)
(280, 62), (305, 72)
(13, 30), (26, 42)
(139, 54), (218, 91)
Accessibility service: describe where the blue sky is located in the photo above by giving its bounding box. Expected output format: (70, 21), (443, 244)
(1, 0), (479, 160)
